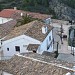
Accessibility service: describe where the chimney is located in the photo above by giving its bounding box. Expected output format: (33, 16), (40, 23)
(14, 7), (17, 10)
(42, 26), (48, 34)
(21, 13), (23, 16)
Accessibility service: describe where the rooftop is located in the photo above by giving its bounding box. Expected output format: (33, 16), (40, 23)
(20, 52), (74, 68)
(0, 9), (23, 19)
(0, 53), (74, 75)
(25, 20), (53, 42)
(27, 44), (40, 51)
(0, 9), (52, 20)
(24, 11), (52, 20)
(0, 20), (17, 38)
(4, 20), (53, 42)
(52, 19), (69, 25)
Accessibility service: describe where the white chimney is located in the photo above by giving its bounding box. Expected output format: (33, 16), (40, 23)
(14, 7), (17, 10)
(42, 26), (48, 34)
(21, 13), (23, 16)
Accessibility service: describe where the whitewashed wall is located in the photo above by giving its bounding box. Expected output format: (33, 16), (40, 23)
(2, 72), (13, 75)
(37, 30), (54, 54)
(2, 35), (41, 57)
(0, 17), (13, 24)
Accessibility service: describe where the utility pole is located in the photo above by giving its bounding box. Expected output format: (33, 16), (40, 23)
(60, 24), (63, 44)
(55, 41), (59, 58)
(57, 24), (63, 44)
(57, 42), (59, 55)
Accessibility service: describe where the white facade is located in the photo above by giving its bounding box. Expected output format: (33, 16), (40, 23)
(2, 35), (41, 57)
(3, 72), (13, 75)
(0, 17), (13, 24)
(37, 30), (54, 54)
(2, 28), (53, 57)
(0, 71), (13, 75)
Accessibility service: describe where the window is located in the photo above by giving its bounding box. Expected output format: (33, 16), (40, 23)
(15, 46), (20, 52)
(49, 36), (51, 41)
(47, 40), (49, 50)
(50, 41), (52, 47)
(7, 48), (9, 51)
(33, 50), (36, 53)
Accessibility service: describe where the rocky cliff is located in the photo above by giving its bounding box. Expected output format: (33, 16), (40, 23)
(49, 0), (75, 20)
(0, 0), (75, 20)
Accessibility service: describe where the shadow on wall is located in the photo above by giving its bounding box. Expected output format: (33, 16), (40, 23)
(68, 26), (75, 47)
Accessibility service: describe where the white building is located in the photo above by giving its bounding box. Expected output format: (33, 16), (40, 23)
(0, 8), (23, 24)
(1, 20), (54, 58)
(0, 9), (14, 24)
(0, 17), (13, 24)
(0, 71), (13, 75)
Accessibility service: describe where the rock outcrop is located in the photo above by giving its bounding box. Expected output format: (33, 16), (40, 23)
(49, 0), (75, 20)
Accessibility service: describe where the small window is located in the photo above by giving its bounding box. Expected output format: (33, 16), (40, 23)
(49, 36), (51, 41)
(33, 50), (36, 53)
(50, 42), (52, 47)
(7, 48), (9, 51)
(15, 46), (20, 52)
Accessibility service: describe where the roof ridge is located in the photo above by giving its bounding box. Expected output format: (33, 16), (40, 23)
(15, 20), (37, 28)
(17, 54), (75, 72)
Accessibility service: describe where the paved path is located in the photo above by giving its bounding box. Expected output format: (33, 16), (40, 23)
(59, 39), (71, 54)
(52, 23), (72, 54)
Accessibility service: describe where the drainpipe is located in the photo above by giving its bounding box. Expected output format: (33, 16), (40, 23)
(0, 40), (3, 60)
(55, 42), (59, 58)
(56, 42), (59, 56)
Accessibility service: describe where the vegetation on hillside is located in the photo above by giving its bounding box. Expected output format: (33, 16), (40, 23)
(0, 0), (57, 18)
(59, 0), (75, 9)
(0, 0), (75, 19)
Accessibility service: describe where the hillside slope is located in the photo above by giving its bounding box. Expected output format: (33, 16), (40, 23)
(0, 0), (75, 20)
(49, 0), (75, 20)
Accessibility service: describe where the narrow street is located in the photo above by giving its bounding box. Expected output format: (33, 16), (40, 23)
(52, 24), (71, 54)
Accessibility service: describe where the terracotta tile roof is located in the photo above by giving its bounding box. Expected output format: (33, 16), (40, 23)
(0, 9), (52, 20)
(25, 20), (53, 42)
(0, 53), (74, 75)
(0, 20), (17, 38)
(0, 9), (15, 18)
(27, 44), (40, 51)
(4, 20), (35, 40)
(0, 9), (23, 19)
(42, 51), (56, 58)
(23, 11), (52, 20)
(52, 19), (68, 25)
(4, 20), (53, 41)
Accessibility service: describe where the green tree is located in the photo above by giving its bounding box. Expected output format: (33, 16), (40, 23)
(42, 0), (49, 7)
(16, 14), (35, 27)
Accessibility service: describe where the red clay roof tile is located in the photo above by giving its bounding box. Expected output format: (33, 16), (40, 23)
(0, 9), (22, 18)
